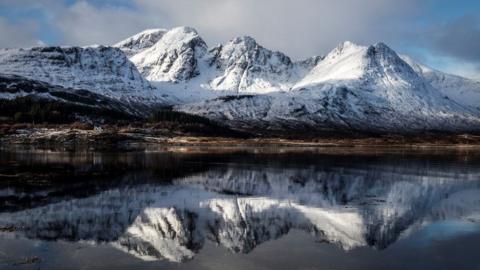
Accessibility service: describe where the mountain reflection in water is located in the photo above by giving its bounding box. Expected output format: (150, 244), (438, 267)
(0, 148), (480, 264)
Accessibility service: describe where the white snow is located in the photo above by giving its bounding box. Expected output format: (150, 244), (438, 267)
(0, 46), (173, 105)
(400, 55), (480, 112)
(130, 26), (207, 82)
(114, 28), (168, 57)
(295, 41), (367, 87)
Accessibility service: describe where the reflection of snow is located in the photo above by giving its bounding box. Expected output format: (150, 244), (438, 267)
(0, 165), (479, 262)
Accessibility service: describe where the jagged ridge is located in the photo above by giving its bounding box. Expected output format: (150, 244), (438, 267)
(0, 45), (172, 106)
(114, 26), (480, 133)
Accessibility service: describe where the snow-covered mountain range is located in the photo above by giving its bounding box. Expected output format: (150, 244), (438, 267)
(114, 27), (323, 97)
(1, 26), (480, 134)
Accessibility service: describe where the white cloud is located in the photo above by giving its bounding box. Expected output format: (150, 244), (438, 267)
(406, 49), (480, 81)
(39, 0), (422, 58)
(0, 17), (41, 48)
(53, 1), (162, 46)
(443, 62), (480, 81)
(131, 0), (423, 58)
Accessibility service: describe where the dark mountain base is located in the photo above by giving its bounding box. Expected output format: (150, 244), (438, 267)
(0, 96), (138, 124)
(0, 74), (147, 122)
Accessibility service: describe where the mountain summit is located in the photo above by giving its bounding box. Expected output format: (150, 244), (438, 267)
(127, 26), (208, 82)
(115, 28), (168, 57)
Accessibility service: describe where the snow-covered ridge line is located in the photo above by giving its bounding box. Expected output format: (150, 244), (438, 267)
(0, 45), (175, 106)
(115, 26), (327, 96)
(400, 54), (480, 112)
(174, 39), (480, 133)
(115, 27), (479, 99)
(113, 26), (480, 133)
(114, 28), (168, 57)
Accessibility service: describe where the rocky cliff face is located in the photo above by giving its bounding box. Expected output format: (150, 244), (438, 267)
(129, 27), (208, 82)
(205, 36), (296, 93)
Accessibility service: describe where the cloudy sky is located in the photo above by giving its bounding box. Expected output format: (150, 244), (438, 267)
(0, 0), (479, 80)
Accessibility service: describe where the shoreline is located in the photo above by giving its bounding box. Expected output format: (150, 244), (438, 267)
(2, 127), (480, 151)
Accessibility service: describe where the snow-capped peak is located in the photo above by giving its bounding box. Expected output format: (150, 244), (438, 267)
(211, 35), (292, 65)
(364, 42), (421, 81)
(114, 28), (168, 57)
(154, 26), (202, 47)
(130, 26), (208, 82)
(294, 42), (366, 87)
(204, 35), (294, 93)
(226, 36), (260, 50)
(329, 41), (364, 56)
(295, 41), (417, 88)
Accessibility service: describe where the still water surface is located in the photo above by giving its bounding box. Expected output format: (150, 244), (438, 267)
(0, 147), (479, 269)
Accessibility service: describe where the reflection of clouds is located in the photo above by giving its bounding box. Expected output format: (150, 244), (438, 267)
(0, 164), (479, 263)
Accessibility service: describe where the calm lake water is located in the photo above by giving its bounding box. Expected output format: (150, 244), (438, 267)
(0, 147), (480, 270)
